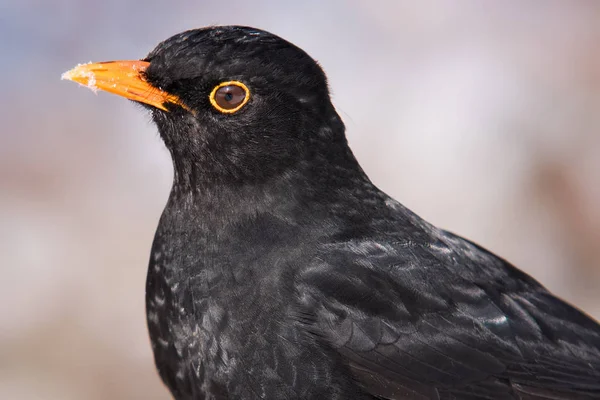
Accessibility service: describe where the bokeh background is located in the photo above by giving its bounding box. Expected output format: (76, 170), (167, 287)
(1, 1), (599, 398)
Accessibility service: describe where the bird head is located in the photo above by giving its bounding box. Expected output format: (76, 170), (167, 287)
(63, 26), (351, 188)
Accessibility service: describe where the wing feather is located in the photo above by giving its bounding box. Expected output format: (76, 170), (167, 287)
(298, 233), (600, 399)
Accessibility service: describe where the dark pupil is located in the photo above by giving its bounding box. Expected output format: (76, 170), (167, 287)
(224, 93), (233, 102)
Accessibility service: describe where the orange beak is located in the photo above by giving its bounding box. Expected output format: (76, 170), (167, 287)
(61, 61), (186, 111)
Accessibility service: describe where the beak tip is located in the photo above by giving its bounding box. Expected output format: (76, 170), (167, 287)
(61, 63), (99, 93)
(60, 70), (74, 81)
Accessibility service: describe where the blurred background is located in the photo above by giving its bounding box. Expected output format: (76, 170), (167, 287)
(1, 0), (599, 398)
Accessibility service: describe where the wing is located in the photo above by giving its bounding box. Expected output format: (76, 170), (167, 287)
(296, 230), (600, 399)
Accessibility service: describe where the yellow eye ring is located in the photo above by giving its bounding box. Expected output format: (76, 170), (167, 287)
(209, 81), (250, 114)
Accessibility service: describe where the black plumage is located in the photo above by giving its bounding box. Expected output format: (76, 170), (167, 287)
(73, 26), (600, 399)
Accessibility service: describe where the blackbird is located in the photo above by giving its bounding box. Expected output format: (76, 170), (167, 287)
(63, 26), (600, 399)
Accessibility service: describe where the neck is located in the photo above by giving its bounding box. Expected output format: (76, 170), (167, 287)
(166, 142), (369, 223)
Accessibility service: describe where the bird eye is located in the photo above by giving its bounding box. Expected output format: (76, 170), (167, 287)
(209, 81), (250, 113)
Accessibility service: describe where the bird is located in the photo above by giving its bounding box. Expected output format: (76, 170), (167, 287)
(62, 26), (600, 400)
